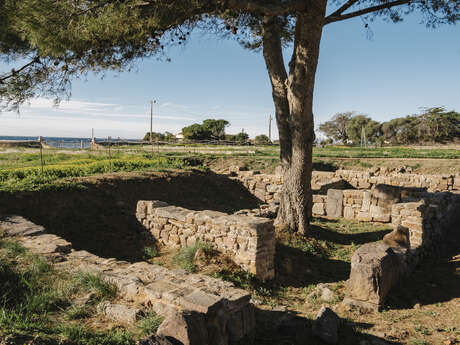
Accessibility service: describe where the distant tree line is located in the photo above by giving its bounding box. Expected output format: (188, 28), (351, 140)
(143, 131), (176, 142)
(319, 107), (460, 145)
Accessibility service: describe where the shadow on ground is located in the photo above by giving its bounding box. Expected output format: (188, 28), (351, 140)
(385, 232), (460, 309)
(275, 243), (351, 287)
(0, 170), (260, 262)
(310, 223), (392, 245)
(253, 308), (403, 345)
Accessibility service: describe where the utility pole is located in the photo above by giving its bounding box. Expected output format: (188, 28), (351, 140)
(150, 99), (157, 157)
(361, 126), (367, 148)
(268, 114), (273, 142)
(150, 100), (153, 144)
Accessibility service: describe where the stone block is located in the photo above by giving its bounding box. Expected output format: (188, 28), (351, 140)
(370, 205), (391, 223)
(346, 242), (407, 308)
(312, 202), (325, 216)
(343, 206), (355, 220)
(361, 191), (371, 212)
(326, 189), (343, 218)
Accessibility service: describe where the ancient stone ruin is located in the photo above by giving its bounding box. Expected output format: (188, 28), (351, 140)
(136, 200), (276, 280)
(1, 215), (255, 345)
(230, 167), (460, 311)
(345, 192), (460, 311)
(2, 166), (458, 345)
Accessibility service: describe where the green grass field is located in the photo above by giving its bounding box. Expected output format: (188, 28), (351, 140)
(0, 144), (458, 193)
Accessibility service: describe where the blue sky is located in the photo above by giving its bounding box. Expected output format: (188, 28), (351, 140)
(1, 13), (459, 139)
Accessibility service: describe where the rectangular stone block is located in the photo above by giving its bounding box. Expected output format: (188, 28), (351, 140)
(344, 206), (355, 220)
(326, 189), (343, 218)
(312, 202), (325, 216)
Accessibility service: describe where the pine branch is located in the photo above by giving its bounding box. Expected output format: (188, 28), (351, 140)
(0, 58), (40, 83)
(325, 0), (411, 24)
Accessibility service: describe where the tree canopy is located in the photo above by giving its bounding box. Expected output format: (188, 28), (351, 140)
(1, 0), (458, 111)
(320, 107), (460, 145)
(182, 119), (229, 140)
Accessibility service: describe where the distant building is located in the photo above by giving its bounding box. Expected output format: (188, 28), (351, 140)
(176, 132), (184, 140)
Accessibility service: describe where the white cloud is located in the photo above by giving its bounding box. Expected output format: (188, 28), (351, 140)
(0, 97), (281, 139)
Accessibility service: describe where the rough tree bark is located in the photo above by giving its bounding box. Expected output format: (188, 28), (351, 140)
(262, 3), (326, 235)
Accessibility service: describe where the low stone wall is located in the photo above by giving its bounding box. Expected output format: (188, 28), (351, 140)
(230, 168), (458, 205)
(391, 192), (460, 252)
(1, 215), (255, 345)
(136, 201), (276, 280)
(312, 185), (404, 223)
(344, 192), (460, 311)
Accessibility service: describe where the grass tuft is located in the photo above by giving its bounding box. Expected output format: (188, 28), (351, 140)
(73, 272), (118, 301)
(136, 311), (164, 336)
(172, 241), (213, 272)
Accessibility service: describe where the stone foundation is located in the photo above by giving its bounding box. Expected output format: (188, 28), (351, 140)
(344, 192), (460, 311)
(0, 215), (255, 345)
(136, 201), (276, 280)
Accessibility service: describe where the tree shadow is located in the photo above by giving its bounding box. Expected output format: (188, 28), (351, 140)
(0, 171), (261, 262)
(385, 234), (460, 310)
(309, 224), (392, 245)
(274, 243), (351, 288)
(253, 308), (402, 345)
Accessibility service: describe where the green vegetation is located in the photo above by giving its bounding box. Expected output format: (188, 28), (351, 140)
(143, 131), (176, 142)
(136, 312), (164, 336)
(0, 237), (166, 344)
(0, 144), (458, 193)
(172, 241), (213, 272)
(254, 134), (272, 145)
(143, 245), (159, 260)
(0, 154), (197, 192)
(320, 107), (460, 145)
(182, 119), (229, 140)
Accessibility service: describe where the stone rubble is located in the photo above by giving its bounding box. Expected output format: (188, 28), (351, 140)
(0, 215), (256, 345)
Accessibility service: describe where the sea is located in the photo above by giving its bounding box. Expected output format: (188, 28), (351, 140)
(0, 136), (140, 149)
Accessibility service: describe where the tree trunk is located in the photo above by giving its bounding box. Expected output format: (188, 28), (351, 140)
(262, 6), (326, 235)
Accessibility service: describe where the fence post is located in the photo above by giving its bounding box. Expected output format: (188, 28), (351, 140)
(108, 136), (112, 172)
(38, 136), (44, 174)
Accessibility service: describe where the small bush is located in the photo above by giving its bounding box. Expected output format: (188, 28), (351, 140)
(143, 245), (159, 260)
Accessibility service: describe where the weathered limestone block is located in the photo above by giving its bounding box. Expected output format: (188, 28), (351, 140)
(97, 302), (141, 324)
(361, 191), (371, 212)
(326, 189), (343, 218)
(346, 242), (407, 310)
(343, 206), (355, 220)
(370, 205), (391, 222)
(312, 203), (325, 216)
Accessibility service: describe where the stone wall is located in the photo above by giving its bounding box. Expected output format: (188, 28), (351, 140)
(136, 201), (276, 280)
(344, 192), (460, 311)
(312, 185), (405, 223)
(391, 192), (460, 252)
(1, 215), (255, 345)
(230, 168), (458, 205)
